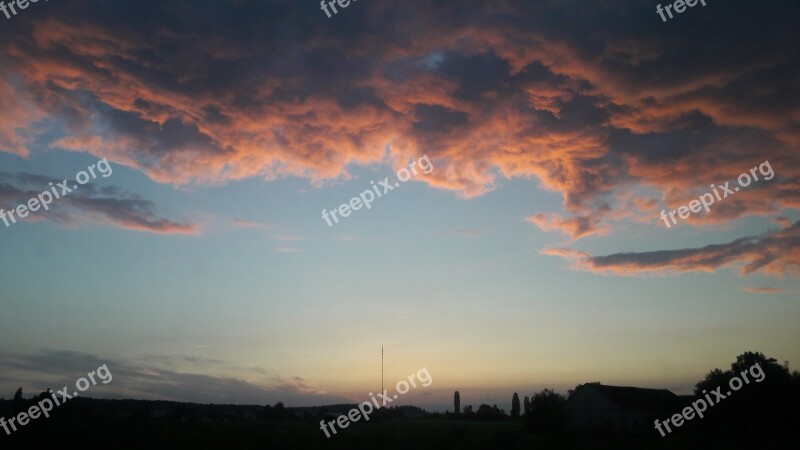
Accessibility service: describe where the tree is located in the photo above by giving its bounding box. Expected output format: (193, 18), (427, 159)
(453, 391), (460, 415)
(476, 404), (493, 419)
(272, 402), (286, 420)
(523, 395), (530, 416)
(695, 351), (791, 396)
(474, 404), (507, 421)
(694, 368), (729, 395)
(732, 352), (791, 383)
(693, 351), (796, 432)
(264, 401), (286, 420)
(511, 392), (521, 417)
(13, 388), (24, 414)
(526, 388), (566, 432)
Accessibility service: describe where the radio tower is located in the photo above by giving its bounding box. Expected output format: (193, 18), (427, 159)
(381, 345), (384, 408)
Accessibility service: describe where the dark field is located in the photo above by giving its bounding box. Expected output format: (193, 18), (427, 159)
(3, 417), (798, 450)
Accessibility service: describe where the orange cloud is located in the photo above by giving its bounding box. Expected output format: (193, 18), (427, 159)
(229, 218), (275, 229)
(738, 287), (784, 294)
(0, 0), (795, 238)
(527, 213), (609, 240)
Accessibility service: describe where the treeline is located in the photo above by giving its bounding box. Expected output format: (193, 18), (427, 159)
(3, 350), (797, 434)
(447, 351), (800, 434)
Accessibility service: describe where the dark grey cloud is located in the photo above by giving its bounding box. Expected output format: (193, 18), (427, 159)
(543, 220), (800, 277)
(0, 350), (349, 406)
(0, 171), (198, 234)
(412, 104), (470, 134)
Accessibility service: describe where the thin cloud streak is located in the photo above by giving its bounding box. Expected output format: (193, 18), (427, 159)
(542, 220), (800, 278)
(739, 286), (785, 294)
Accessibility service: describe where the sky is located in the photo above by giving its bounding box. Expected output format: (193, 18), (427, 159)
(0, 0), (798, 411)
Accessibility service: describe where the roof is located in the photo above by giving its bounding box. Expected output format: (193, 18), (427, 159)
(576, 384), (683, 413)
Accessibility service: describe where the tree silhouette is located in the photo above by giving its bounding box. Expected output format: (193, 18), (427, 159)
(693, 351), (796, 433)
(526, 388), (565, 432)
(13, 388), (24, 414)
(695, 351), (791, 395)
(473, 403), (506, 421)
(523, 395), (530, 416)
(453, 391), (460, 415)
(694, 368), (729, 395)
(732, 352), (791, 383)
(511, 392), (520, 417)
(264, 401), (286, 420)
(273, 402), (286, 420)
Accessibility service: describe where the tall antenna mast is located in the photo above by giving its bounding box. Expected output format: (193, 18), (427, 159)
(381, 345), (384, 407)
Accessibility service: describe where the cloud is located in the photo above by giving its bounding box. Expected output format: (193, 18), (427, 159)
(0, 0), (795, 235)
(527, 213), (608, 239)
(0, 350), (349, 406)
(541, 220), (800, 278)
(229, 218), (275, 229)
(270, 233), (303, 242)
(452, 228), (483, 237)
(738, 286), (784, 294)
(270, 376), (328, 396)
(0, 171), (199, 234)
(0, 78), (46, 158)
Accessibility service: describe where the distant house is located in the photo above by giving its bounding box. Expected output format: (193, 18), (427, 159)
(564, 384), (685, 432)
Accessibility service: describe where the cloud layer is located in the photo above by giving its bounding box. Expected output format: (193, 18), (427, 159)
(0, 350), (348, 406)
(0, 0), (797, 270)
